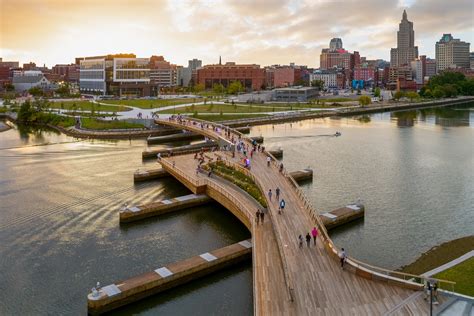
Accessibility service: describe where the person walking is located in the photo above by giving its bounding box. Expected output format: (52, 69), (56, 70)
(267, 156), (271, 166)
(255, 209), (260, 225)
(306, 233), (311, 247)
(260, 210), (265, 224)
(268, 189), (272, 201)
(279, 199), (285, 214)
(275, 187), (280, 201)
(311, 227), (318, 245)
(298, 235), (303, 249)
(339, 248), (347, 269)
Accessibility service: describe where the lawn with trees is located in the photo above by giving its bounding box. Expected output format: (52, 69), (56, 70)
(420, 71), (474, 98)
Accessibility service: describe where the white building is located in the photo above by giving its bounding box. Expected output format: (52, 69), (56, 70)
(309, 71), (338, 89)
(410, 60), (423, 84)
(12, 72), (53, 92)
(435, 34), (470, 72)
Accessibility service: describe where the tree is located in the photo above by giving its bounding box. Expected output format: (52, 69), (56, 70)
(227, 81), (243, 95)
(358, 95), (371, 107)
(459, 78), (474, 96)
(17, 100), (34, 121)
(212, 83), (225, 95)
(55, 83), (70, 97)
(294, 79), (308, 86)
(393, 91), (404, 101)
(193, 83), (205, 93)
(442, 84), (458, 97)
(4, 83), (15, 92)
(423, 89), (433, 98)
(310, 80), (324, 90)
(374, 87), (381, 98)
(406, 91), (419, 102)
(432, 87), (444, 99)
(28, 86), (44, 97)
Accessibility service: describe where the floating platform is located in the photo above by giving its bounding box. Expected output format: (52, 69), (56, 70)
(289, 168), (313, 182)
(143, 144), (281, 160)
(268, 148), (283, 158)
(147, 132), (202, 144)
(147, 127), (251, 145)
(320, 203), (365, 230)
(142, 141), (217, 159)
(87, 239), (252, 315)
(120, 194), (211, 223)
(133, 167), (309, 184)
(133, 168), (169, 182)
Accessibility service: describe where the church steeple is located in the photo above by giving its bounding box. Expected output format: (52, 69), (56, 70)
(402, 9), (407, 20)
(219, 56), (222, 65)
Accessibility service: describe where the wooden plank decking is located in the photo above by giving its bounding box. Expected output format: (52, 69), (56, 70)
(155, 118), (443, 315)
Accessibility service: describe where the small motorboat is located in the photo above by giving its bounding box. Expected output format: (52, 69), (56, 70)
(335, 131), (341, 137)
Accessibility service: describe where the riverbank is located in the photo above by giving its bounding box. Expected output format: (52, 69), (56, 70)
(3, 96), (473, 139)
(400, 236), (474, 275)
(218, 96), (474, 127)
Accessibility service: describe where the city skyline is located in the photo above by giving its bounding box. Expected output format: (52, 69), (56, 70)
(1, 0), (473, 67)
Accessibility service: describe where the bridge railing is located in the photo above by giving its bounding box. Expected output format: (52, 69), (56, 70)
(214, 157), (296, 302)
(158, 117), (457, 295)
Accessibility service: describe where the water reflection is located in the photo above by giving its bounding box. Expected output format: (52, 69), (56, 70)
(390, 104), (472, 127)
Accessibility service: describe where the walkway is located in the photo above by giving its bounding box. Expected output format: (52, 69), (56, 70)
(156, 117), (452, 315)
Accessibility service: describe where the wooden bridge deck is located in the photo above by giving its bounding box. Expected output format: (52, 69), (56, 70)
(156, 118), (442, 315)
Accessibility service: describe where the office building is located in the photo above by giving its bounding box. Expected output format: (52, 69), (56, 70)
(177, 58), (202, 87)
(435, 34), (470, 72)
(309, 69), (345, 90)
(329, 38), (343, 51)
(79, 53), (157, 97)
(390, 10), (419, 67)
(197, 62), (265, 91)
(273, 86), (319, 102)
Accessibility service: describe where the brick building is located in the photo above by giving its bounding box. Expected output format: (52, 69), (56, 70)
(197, 62), (265, 91)
(52, 64), (80, 82)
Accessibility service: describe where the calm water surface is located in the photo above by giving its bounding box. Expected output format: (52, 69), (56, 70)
(1, 104), (473, 315)
(254, 104), (473, 269)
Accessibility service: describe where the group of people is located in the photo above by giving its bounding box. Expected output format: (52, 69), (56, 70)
(298, 227), (319, 248)
(268, 187), (287, 215)
(255, 209), (265, 225)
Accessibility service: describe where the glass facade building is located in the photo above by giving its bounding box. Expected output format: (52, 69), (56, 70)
(79, 59), (106, 94)
(113, 58), (150, 82)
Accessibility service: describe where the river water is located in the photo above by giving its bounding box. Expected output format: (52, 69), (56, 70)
(0, 104), (473, 315)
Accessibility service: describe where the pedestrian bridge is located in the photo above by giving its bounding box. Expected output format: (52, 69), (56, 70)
(155, 117), (454, 315)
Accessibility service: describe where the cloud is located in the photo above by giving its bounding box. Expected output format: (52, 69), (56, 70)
(0, 0), (472, 67)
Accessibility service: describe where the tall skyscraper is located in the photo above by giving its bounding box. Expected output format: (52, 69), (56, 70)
(329, 38), (343, 51)
(435, 34), (470, 72)
(390, 10), (419, 67)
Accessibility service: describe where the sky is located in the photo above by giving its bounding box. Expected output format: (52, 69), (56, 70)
(1, 0), (473, 68)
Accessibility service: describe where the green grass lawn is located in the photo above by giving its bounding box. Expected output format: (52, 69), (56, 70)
(158, 103), (294, 114)
(100, 98), (202, 109)
(48, 101), (131, 112)
(317, 97), (356, 103)
(203, 161), (267, 207)
(434, 258), (474, 296)
(81, 118), (145, 130)
(190, 113), (269, 122)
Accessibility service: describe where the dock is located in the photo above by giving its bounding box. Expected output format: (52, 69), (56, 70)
(120, 194), (211, 223)
(87, 239), (252, 315)
(133, 167), (310, 184)
(133, 168), (169, 182)
(142, 144), (282, 160)
(147, 127), (251, 145)
(320, 203), (365, 230)
(268, 148), (283, 158)
(142, 141), (217, 159)
(288, 168), (313, 182)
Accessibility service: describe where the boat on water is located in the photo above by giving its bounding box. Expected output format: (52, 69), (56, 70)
(335, 131), (341, 137)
